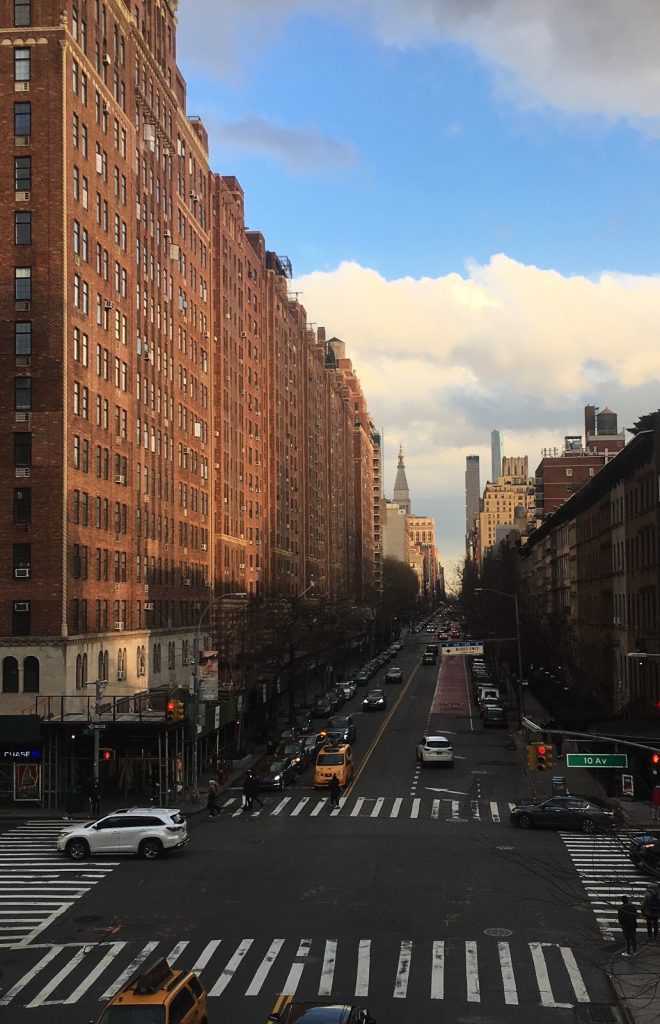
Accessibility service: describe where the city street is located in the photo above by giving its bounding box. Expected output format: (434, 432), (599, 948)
(0, 639), (619, 1021)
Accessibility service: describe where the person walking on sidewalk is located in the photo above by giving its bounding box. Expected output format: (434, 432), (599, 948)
(618, 896), (639, 956)
(641, 884), (660, 941)
(329, 774), (342, 810)
(651, 783), (660, 821)
(206, 780), (220, 818)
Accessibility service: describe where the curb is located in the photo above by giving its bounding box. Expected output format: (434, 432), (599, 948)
(606, 970), (638, 1024)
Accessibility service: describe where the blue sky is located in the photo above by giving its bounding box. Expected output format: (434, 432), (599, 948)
(176, 1), (660, 571)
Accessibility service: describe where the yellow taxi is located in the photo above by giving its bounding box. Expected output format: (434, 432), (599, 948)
(96, 957), (208, 1024)
(313, 743), (353, 788)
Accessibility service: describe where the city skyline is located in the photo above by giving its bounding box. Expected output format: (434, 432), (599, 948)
(176, 1), (660, 568)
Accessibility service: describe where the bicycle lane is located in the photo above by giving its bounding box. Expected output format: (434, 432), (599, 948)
(427, 655), (474, 732)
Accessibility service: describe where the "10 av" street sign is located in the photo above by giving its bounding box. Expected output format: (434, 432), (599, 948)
(565, 753), (628, 768)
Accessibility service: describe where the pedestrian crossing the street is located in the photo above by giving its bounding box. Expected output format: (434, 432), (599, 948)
(560, 832), (651, 940)
(0, 934), (593, 1010)
(0, 821), (120, 948)
(221, 793), (516, 823)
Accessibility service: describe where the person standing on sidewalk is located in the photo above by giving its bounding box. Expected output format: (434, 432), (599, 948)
(641, 884), (660, 941)
(651, 783), (660, 821)
(618, 896), (639, 956)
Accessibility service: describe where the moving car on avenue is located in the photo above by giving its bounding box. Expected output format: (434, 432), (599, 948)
(510, 794), (622, 832)
(57, 807), (189, 861)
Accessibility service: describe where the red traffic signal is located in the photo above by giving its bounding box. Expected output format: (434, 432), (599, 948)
(166, 699), (185, 723)
(99, 747), (114, 761)
(651, 752), (660, 765)
(537, 745), (547, 756)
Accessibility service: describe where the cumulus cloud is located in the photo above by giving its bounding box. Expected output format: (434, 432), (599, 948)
(177, 0), (660, 125)
(295, 256), (660, 561)
(208, 115), (358, 173)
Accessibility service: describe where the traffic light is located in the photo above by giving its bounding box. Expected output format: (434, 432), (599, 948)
(99, 747), (115, 761)
(527, 743), (538, 771)
(167, 700), (185, 723)
(536, 743), (553, 771)
(651, 752), (660, 770)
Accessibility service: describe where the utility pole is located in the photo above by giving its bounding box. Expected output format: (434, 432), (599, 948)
(83, 677), (108, 781)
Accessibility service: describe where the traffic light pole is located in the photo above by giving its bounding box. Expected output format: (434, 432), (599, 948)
(83, 678), (108, 784)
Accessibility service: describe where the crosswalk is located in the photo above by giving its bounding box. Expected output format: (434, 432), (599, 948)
(0, 821), (120, 948)
(561, 831), (651, 940)
(221, 793), (516, 823)
(0, 935), (593, 1009)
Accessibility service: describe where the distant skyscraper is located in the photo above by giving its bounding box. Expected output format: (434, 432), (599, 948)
(393, 446), (411, 514)
(491, 430), (503, 483)
(465, 455), (480, 547)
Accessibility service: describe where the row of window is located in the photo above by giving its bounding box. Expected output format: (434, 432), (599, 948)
(69, 600), (204, 635)
(72, 492), (128, 532)
(2, 655), (39, 693)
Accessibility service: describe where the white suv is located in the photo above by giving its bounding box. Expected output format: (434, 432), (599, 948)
(56, 807), (189, 861)
(416, 735), (454, 767)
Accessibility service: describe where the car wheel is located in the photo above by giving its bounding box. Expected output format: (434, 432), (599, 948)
(517, 813), (533, 829)
(139, 838), (163, 860)
(580, 818), (596, 834)
(66, 838), (89, 860)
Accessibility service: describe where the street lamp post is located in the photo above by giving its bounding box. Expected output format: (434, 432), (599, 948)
(82, 677), (108, 783)
(474, 588), (524, 724)
(191, 591), (247, 801)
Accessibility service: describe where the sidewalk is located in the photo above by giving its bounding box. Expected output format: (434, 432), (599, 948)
(0, 750), (262, 822)
(513, 688), (660, 1024)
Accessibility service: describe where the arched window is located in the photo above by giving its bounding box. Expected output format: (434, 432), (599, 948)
(23, 657), (39, 693)
(82, 652), (88, 684)
(181, 640), (188, 667)
(103, 651), (109, 680)
(153, 643), (160, 673)
(98, 651), (104, 680)
(76, 654), (82, 689)
(2, 657), (19, 693)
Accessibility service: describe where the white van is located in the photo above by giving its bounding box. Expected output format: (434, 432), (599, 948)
(476, 685), (500, 707)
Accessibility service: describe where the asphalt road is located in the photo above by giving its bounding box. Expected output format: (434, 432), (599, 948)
(0, 636), (617, 1022)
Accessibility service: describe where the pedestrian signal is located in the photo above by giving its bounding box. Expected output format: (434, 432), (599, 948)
(166, 700), (185, 723)
(527, 743), (538, 771)
(100, 747), (114, 761)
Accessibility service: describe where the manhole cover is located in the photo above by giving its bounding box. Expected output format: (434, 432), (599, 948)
(484, 927), (513, 937)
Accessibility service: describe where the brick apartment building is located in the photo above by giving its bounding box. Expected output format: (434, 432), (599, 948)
(0, 0), (380, 785)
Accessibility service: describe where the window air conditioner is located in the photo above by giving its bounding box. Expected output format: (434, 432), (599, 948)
(115, 474), (125, 484)
(183, 578), (191, 586)
(14, 568), (30, 578)
(14, 602), (30, 612)
(114, 621), (125, 631)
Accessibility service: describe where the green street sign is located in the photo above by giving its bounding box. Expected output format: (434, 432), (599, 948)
(565, 753), (628, 768)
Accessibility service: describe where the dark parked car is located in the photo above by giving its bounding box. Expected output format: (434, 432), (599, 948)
(510, 795), (622, 833)
(422, 651), (437, 665)
(268, 999), (375, 1023)
(629, 833), (660, 873)
(275, 741), (310, 774)
(326, 715), (357, 744)
(254, 757), (298, 791)
(294, 712), (313, 735)
(482, 705), (507, 728)
(384, 666), (403, 684)
(362, 689), (387, 712)
(329, 686), (347, 709)
(354, 670), (370, 686)
(303, 732), (329, 760)
(312, 697), (334, 718)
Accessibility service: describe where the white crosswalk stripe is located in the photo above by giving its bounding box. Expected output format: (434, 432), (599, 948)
(0, 822), (120, 948)
(220, 794), (513, 822)
(0, 936), (594, 1008)
(560, 832), (652, 939)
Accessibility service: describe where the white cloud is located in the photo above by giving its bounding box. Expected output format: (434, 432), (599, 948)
(208, 115), (358, 173)
(177, 0), (660, 125)
(295, 256), (660, 563)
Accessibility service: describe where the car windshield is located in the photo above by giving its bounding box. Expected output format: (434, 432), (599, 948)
(330, 718), (350, 728)
(269, 762), (285, 773)
(426, 740), (450, 748)
(367, 691), (383, 699)
(317, 753), (344, 766)
(98, 1009), (166, 1024)
(282, 745), (300, 755)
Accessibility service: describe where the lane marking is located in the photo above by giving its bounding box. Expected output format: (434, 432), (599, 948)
(431, 799), (440, 819)
(490, 802), (500, 823)
(465, 940), (480, 1001)
(290, 798), (309, 817)
(281, 938), (311, 996)
(191, 939), (221, 973)
(410, 799), (420, 819)
(431, 940), (444, 999)
(497, 941), (518, 1004)
(393, 939), (412, 999)
(310, 799), (326, 816)
(371, 798), (384, 818)
(0, 944), (62, 1006)
(270, 798), (291, 816)
(207, 938), (253, 996)
(245, 939), (285, 996)
(351, 798), (365, 817)
(355, 939), (371, 997)
(318, 939), (337, 996)
(529, 942), (572, 1008)
(100, 941), (157, 1000)
(25, 945), (89, 1007)
(390, 798), (402, 818)
(451, 801), (460, 819)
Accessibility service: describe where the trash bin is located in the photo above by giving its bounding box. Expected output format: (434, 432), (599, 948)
(551, 776), (567, 796)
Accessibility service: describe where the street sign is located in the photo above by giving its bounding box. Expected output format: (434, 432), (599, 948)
(88, 723), (107, 731)
(565, 753), (628, 768)
(441, 641), (484, 656)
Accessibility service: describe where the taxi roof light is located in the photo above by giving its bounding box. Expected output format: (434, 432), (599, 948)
(134, 958), (175, 995)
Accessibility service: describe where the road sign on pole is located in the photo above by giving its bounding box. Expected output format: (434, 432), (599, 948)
(565, 753), (628, 768)
(441, 641), (484, 656)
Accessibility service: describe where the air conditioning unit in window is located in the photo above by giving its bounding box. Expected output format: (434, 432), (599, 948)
(201, 543), (208, 551)
(15, 136), (30, 147)
(15, 467), (30, 478)
(15, 355), (31, 368)
(73, 254), (81, 267)
(102, 100), (110, 114)
(115, 474), (125, 484)
(14, 602), (30, 613)
(15, 411), (31, 423)
(15, 301), (31, 312)
(15, 82), (30, 93)
(144, 602), (154, 610)
(117, 670), (125, 681)
(14, 568), (30, 578)
(103, 52), (112, 66)
(114, 620), (125, 631)
(115, 583), (120, 592)
(104, 300), (114, 310)
(183, 578), (191, 586)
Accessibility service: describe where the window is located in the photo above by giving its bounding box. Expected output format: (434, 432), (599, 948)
(15, 157), (31, 192)
(14, 0), (31, 27)
(2, 657), (19, 692)
(14, 432), (31, 468)
(13, 543), (31, 578)
(14, 377), (32, 411)
(14, 47), (30, 83)
(566, 468), (573, 477)
(15, 211), (31, 245)
(15, 267), (32, 301)
(23, 656), (39, 693)
(14, 101), (31, 136)
(14, 488), (31, 524)
(15, 321), (32, 357)
(12, 604), (30, 637)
